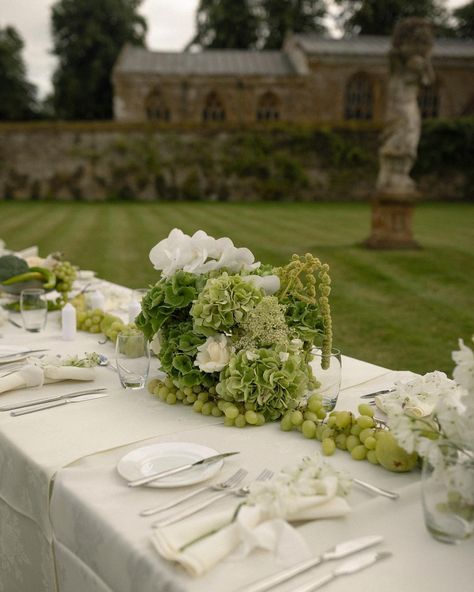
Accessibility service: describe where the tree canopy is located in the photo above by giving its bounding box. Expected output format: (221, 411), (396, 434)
(453, 1), (474, 38)
(189, 0), (327, 50)
(189, 0), (260, 49)
(335, 0), (452, 36)
(260, 0), (327, 49)
(51, 0), (146, 120)
(0, 26), (37, 120)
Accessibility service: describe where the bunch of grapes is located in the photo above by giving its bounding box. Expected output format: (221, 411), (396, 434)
(281, 394), (386, 464)
(75, 308), (130, 342)
(280, 394), (418, 472)
(54, 260), (77, 297)
(147, 378), (266, 427)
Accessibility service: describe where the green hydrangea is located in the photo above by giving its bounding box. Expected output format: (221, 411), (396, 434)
(191, 272), (263, 336)
(216, 345), (313, 421)
(159, 320), (218, 389)
(136, 271), (206, 340)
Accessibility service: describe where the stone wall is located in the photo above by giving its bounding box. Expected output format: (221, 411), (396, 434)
(0, 122), (470, 202)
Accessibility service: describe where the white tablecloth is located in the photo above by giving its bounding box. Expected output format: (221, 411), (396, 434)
(0, 302), (473, 592)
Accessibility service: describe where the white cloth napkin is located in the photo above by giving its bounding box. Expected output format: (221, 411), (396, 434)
(151, 476), (350, 576)
(0, 364), (96, 394)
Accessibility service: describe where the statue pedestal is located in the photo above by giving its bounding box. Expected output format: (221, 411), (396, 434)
(364, 190), (421, 250)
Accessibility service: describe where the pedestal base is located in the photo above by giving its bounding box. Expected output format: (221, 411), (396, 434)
(364, 192), (421, 250)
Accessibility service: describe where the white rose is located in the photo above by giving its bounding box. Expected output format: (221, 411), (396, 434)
(195, 334), (232, 373)
(241, 274), (280, 295)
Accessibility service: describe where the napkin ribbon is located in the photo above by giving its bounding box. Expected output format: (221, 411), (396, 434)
(151, 476), (350, 576)
(0, 364), (96, 394)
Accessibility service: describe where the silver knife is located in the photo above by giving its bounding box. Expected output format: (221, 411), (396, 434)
(236, 535), (384, 592)
(0, 348), (50, 360)
(360, 389), (394, 399)
(127, 451), (240, 487)
(10, 392), (108, 416)
(0, 387), (108, 412)
(292, 550), (392, 592)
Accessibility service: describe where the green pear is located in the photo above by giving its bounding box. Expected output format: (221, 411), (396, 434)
(375, 431), (418, 472)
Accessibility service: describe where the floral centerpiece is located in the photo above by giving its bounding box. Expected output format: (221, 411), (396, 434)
(383, 337), (474, 541)
(137, 229), (332, 426)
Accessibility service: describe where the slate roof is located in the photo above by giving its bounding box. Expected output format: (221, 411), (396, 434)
(114, 46), (297, 76)
(292, 34), (474, 59)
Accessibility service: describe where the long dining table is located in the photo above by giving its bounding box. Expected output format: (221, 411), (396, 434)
(0, 282), (472, 592)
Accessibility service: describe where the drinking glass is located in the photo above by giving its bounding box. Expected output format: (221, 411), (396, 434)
(310, 347), (342, 411)
(421, 444), (474, 544)
(20, 288), (48, 332)
(115, 332), (150, 390)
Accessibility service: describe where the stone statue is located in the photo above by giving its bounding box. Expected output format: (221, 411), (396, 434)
(376, 18), (435, 195)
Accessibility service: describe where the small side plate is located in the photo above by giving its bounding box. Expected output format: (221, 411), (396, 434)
(117, 442), (224, 488)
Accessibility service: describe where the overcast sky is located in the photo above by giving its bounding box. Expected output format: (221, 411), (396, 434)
(0, 0), (468, 99)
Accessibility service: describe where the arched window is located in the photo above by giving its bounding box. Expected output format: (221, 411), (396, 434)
(145, 88), (170, 121)
(256, 92), (280, 121)
(202, 92), (226, 122)
(418, 85), (439, 119)
(344, 74), (373, 120)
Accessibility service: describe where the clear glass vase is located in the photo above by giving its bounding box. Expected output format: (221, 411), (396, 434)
(421, 443), (474, 544)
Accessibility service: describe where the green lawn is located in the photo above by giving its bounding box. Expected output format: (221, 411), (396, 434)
(1, 201), (472, 375)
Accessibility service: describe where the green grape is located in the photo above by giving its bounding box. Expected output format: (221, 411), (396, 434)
(335, 433), (347, 450)
(315, 424), (326, 441)
(201, 402), (213, 416)
(335, 411), (352, 429)
(235, 414), (246, 428)
(346, 435), (360, 452)
(208, 386), (216, 395)
(224, 405), (239, 420)
(280, 414), (294, 432)
(192, 385), (202, 394)
(197, 392), (209, 403)
(245, 410), (258, 425)
(302, 420), (317, 439)
(193, 400), (204, 413)
(351, 445), (367, 460)
(245, 402), (255, 411)
(224, 417), (235, 427)
(364, 436), (377, 450)
(350, 424), (362, 436)
(211, 406), (223, 417)
(321, 427), (334, 440)
(166, 393), (177, 405)
(255, 413), (265, 426)
(164, 377), (174, 389)
(303, 411), (319, 422)
(359, 428), (375, 443)
(148, 379), (160, 394)
(186, 393), (196, 403)
(358, 403), (375, 417)
(183, 387), (193, 396)
(357, 415), (375, 429)
(307, 394), (323, 413)
(322, 438), (336, 456)
(366, 450), (379, 464)
(217, 400), (230, 411)
(290, 410), (304, 426)
(327, 415), (337, 428)
(316, 407), (327, 420)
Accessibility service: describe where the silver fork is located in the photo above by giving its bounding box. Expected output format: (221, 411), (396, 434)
(152, 468), (274, 528)
(140, 468), (248, 516)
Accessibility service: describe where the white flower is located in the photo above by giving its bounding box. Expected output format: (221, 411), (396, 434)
(279, 352), (290, 362)
(452, 338), (474, 395)
(150, 332), (162, 356)
(241, 274), (280, 295)
(194, 334), (232, 373)
(149, 228), (260, 278)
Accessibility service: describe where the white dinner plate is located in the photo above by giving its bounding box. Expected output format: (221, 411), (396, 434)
(0, 345), (33, 364)
(117, 442), (224, 488)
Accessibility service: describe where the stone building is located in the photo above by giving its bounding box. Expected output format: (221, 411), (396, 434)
(112, 34), (474, 124)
